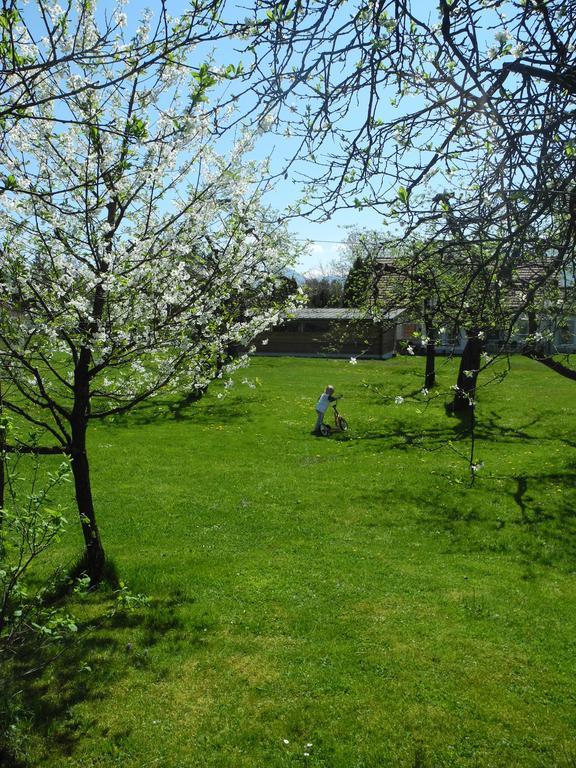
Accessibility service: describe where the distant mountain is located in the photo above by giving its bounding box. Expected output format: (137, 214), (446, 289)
(302, 271), (345, 283)
(282, 268), (347, 285)
(320, 273), (346, 283)
(283, 267), (306, 285)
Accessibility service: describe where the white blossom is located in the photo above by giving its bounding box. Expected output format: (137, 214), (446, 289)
(0, 40), (303, 442)
(495, 30), (511, 45)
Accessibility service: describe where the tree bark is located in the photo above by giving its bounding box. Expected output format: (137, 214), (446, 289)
(64, 191), (113, 585)
(70, 414), (105, 585)
(425, 337), (436, 390)
(452, 328), (482, 413)
(70, 352), (105, 585)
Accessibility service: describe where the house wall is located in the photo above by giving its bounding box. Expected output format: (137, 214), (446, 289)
(396, 320), (468, 355)
(395, 314), (576, 356)
(253, 319), (396, 358)
(493, 316), (576, 354)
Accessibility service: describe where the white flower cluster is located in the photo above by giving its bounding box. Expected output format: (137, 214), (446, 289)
(0, 53), (302, 422)
(114, 11), (128, 28)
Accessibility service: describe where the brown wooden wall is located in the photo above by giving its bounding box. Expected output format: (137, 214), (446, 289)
(254, 319), (396, 358)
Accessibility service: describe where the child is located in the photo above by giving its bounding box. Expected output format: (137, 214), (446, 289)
(313, 385), (340, 434)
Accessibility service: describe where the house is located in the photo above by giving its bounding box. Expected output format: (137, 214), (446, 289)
(253, 307), (404, 359)
(376, 256), (576, 355)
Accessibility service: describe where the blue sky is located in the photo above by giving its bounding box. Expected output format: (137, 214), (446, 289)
(23, 0), (435, 273)
(22, 1), (549, 277)
(138, 0), (397, 273)
(263, 178), (386, 275)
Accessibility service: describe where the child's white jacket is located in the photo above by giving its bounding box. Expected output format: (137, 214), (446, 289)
(316, 393), (334, 413)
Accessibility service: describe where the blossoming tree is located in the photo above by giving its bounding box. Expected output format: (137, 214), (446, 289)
(239, 0), (576, 361)
(0, 7), (301, 583)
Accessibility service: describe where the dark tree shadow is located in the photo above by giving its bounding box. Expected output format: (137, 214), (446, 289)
(102, 392), (256, 429)
(340, 408), (549, 454)
(418, 465), (576, 570)
(3, 587), (208, 764)
(510, 471), (575, 525)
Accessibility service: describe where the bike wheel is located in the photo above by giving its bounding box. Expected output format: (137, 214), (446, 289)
(320, 424), (331, 436)
(337, 417), (349, 431)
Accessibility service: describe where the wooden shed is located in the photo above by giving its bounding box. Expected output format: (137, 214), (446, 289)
(253, 308), (403, 359)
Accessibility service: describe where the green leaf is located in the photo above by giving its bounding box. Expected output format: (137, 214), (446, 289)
(397, 186), (409, 205)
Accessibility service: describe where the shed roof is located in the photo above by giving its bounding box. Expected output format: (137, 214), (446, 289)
(290, 307), (404, 321)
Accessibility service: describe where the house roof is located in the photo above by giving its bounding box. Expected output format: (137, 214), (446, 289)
(497, 262), (561, 311)
(375, 254), (562, 313)
(375, 256), (413, 309)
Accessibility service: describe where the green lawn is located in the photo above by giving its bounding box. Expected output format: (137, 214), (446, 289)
(13, 355), (576, 767)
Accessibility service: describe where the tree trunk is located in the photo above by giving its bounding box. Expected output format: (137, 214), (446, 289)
(71, 352), (105, 585)
(423, 306), (436, 390)
(452, 328), (482, 413)
(70, 414), (105, 585)
(0, 431), (4, 527)
(425, 337), (436, 390)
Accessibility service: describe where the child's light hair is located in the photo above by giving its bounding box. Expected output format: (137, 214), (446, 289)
(325, 385), (334, 393)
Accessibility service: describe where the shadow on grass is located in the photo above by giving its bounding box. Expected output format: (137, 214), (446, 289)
(421, 466), (576, 569)
(337, 409), (556, 453)
(510, 469), (576, 520)
(103, 391), (256, 429)
(512, 475), (556, 525)
(3, 587), (209, 764)
(334, 405), (576, 570)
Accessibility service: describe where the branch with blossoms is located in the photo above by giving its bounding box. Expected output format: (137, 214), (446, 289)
(0, 0), (261, 134)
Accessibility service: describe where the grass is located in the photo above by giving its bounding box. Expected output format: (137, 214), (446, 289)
(8, 355), (576, 767)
